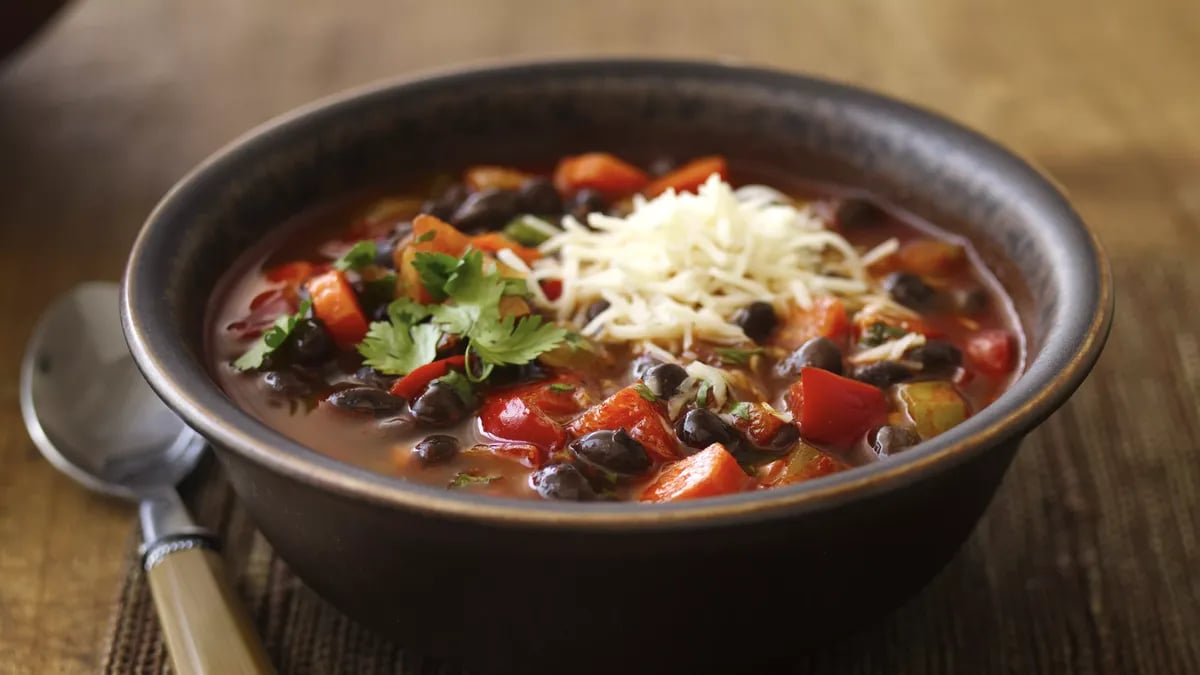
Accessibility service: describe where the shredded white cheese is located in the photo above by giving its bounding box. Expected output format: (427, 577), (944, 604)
(531, 175), (876, 347)
(848, 332), (928, 364)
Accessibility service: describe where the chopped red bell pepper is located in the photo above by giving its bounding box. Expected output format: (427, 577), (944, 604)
(642, 155), (728, 197)
(553, 153), (649, 199)
(773, 296), (850, 350)
(640, 443), (747, 502)
(966, 329), (1016, 376)
(540, 279), (563, 301)
(389, 355), (467, 400)
(730, 402), (789, 447)
(265, 261), (317, 288)
(479, 392), (567, 454)
(567, 386), (678, 462)
(306, 270), (369, 350)
(786, 367), (888, 447)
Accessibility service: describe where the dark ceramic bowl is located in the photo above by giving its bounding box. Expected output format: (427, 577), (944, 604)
(121, 59), (1112, 674)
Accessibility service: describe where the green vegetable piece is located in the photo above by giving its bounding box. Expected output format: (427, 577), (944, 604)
(333, 240), (378, 271)
(633, 383), (658, 402)
(502, 215), (559, 247)
(897, 381), (968, 439)
(547, 383), (575, 392)
(715, 347), (763, 366)
(448, 472), (501, 489)
(859, 322), (908, 347)
(696, 380), (712, 408)
(233, 299), (312, 371)
(436, 370), (475, 406)
(727, 401), (752, 420)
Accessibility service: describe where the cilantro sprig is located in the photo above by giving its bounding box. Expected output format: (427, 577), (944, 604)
(859, 322), (907, 347)
(333, 240), (378, 271)
(715, 347), (763, 366)
(233, 299), (312, 371)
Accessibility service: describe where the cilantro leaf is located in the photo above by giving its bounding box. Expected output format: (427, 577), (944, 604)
(727, 401), (752, 420)
(633, 383), (658, 402)
(411, 251), (459, 301)
(356, 321), (441, 375)
(859, 322), (908, 347)
(468, 314), (568, 367)
(444, 249), (502, 307)
(447, 472), (501, 489)
(387, 297), (432, 326)
(715, 347), (763, 365)
(233, 299), (311, 371)
(564, 331), (594, 352)
(333, 240), (377, 271)
(547, 383), (575, 392)
(415, 230), (436, 243)
(436, 370), (475, 406)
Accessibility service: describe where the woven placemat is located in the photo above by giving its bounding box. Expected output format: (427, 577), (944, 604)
(102, 257), (1200, 675)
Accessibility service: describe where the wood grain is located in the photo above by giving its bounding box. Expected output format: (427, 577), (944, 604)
(0, 0), (1197, 673)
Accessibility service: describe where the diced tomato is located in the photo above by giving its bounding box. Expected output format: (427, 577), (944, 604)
(567, 386), (678, 462)
(786, 367), (888, 447)
(773, 296), (850, 350)
(464, 165), (530, 191)
(305, 270), (369, 350)
(479, 392), (567, 454)
(265, 261), (317, 288)
(398, 215), (472, 303)
(540, 279), (563, 301)
(640, 443), (747, 502)
(642, 156), (728, 197)
(731, 403), (789, 447)
(966, 329), (1016, 376)
(898, 239), (965, 277)
(553, 153), (649, 199)
(470, 233), (543, 265)
(388, 356), (467, 400)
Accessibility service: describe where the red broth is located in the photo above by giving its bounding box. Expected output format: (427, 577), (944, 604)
(208, 156), (1022, 502)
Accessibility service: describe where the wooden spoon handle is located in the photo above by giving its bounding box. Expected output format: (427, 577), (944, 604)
(144, 538), (274, 675)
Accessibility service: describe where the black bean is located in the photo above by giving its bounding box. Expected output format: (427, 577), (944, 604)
(584, 300), (610, 323)
(883, 272), (936, 309)
(422, 183), (468, 221)
(872, 425), (921, 457)
(850, 361), (913, 389)
(410, 381), (469, 428)
(775, 337), (844, 377)
(374, 237), (398, 268)
(326, 387), (407, 417)
(451, 188), (522, 232)
(908, 340), (963, 372)
(284, 318), (334, 366)
(412, 435), (460, 466)
(952, 285), (990, 315)
(732, 301), (777, 344)
(261, 369), (317, 397)
(643, 363), (688, 399)
(834, 198), (886, 229)
(517, 177), (562, 215)
(675, 408), (739, 451)
(530, 463), (595, 501)
(764, 423), (800, 453)
(567, 189), (607, 223)
(352, 366), (397, 391)
(570, 429), (653, 476)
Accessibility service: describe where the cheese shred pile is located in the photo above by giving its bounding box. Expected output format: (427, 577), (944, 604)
(528, 174), (891, 347)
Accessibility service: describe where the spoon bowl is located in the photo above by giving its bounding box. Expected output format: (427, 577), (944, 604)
(20, 282), (273, 675)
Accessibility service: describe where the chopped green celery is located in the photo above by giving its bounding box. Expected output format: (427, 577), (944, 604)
(502, 215), (560, 247)
(896, 381), (968, 439)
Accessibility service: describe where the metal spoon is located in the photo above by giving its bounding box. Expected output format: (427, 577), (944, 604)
(19, 282), (273, 675)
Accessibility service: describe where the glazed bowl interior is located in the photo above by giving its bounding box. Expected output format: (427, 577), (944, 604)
(122, 59), (1111, 525)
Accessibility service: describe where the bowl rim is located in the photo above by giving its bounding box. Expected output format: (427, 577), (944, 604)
(121, 56), (1114, 531)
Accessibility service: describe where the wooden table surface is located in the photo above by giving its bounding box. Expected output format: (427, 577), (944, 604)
(1, 1), (1197, 672)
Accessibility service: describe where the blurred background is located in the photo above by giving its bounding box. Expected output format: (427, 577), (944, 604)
(1, 1), (1197, 673)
